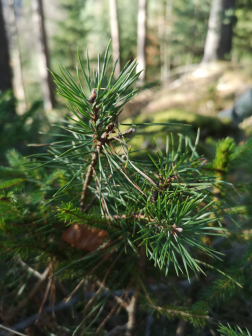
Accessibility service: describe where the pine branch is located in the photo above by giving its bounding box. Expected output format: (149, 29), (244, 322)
(80, 122), (115, 211)
(140, 279), (209, 327)
(218, 323), (251, 336)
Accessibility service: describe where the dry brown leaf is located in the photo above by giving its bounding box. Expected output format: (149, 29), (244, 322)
(62, 224), (109, 252)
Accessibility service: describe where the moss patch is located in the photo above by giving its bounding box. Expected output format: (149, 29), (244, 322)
(121, 109), (231, 135)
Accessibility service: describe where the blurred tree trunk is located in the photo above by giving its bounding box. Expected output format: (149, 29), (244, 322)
(109, 0), (120, 78)
(136, 0), (147, 83)
(217, 0), (236, 60)
(162, 0), (173, 82)
(9, 0), (27, 114)
(0, 0), (13, 93)
(203, 0), (236, 63)
(202, 0), (222, 63)
(158, 0), (165, 81)
(33, 0), (55, 110)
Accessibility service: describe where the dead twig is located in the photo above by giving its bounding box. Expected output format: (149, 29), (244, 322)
(84, 195), (97, 213)
(0, 325), (27, 336)
(96, 294), (123, 333)
(64, 249), (115, 303)
(6, 263), (52, 321)
(0, 296), (79, 336)
(125, 245), (146, 336)
(115, 290), (131, 316)
(17, 257), (43, 280)
(84, 248), (124, 312)
(35, 277), (52, 324)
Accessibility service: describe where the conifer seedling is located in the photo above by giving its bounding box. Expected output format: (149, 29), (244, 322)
(0, 41), (244, 335)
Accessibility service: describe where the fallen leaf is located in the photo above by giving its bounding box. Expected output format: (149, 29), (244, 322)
(62, 224), (109, 252)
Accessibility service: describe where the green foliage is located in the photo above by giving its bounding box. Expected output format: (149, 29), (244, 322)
(0, 90), (52, 165)
(53, 0), (88, 70)
(57, 202), (111, 231)
(136, 136), (225, 278)
(1, 43), (252, 335)
(219, 324), (251, 336)
(233, 0), (252, 61)
(171, 0), (210, 65)
(213, 137), (236, 174)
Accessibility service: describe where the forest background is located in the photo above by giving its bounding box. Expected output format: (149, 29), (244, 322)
(2, 0), (252, 335)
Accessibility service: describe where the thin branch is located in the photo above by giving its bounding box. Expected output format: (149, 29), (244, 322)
(52, 236), (123, 278)
(35, 277), (52, 323)
(140, 278), (209, 320)
(80, 150), (99, 212)
(80, 123), (115, 212)
(96, 294), (123, 332)
(125, 290), (139, 336)
(125, 245), (146, 336)
(96, 280), (128, 309)
(0, 296), (79, 336)
(84, 195), (97, 213)
(17, 257), (43, 280)
(115, 290), (131, 316)
(92, 167), (113, 221)
(64, 249), (115, 303)
(84, 248), (124, 312)
(119, 140), (157, 187)
(118, 167), (147, 197)
(6, 263), (52, 321)
(0, 325), (27, 336)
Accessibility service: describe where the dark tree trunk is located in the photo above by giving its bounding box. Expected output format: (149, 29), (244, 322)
(217, 0), (236, 60)
(0, 0), (13, 93)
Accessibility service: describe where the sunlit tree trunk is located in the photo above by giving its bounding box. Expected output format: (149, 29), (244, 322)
(136, 0), (147, 83)
(162, 0), (172, 82)
(202, 0), (222, 63)
(218, 0), (236, 60)
(9, 0), (27, 114)
(33, 0), (55, 110)
(158, 0), (164, 81)
(0, 0), (13, 93)
(109, 0), (120, 78)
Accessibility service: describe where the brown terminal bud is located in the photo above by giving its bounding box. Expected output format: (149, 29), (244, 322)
(87, 89), (97, 104)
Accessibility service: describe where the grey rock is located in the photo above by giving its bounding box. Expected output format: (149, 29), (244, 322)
(218, 89), (252, 123)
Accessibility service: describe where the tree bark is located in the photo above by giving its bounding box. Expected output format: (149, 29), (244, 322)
(33, 0), (55, 110)
(136, 0), (147, 83)
(162, 0), (172, 82)
(217, 0), (236, 60)
(202, 0), (222, 63)
(8, 0), (27, 114)
(109, 0), (121, 79)
(0, 0), (13, 93)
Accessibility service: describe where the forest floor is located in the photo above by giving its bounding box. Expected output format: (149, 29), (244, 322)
(118, 61), (252, 157)
(121, 61), (252, 121)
